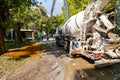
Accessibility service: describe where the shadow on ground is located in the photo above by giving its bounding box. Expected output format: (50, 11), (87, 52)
(41, 41), (67, 58)
(7, 56), (29, 61)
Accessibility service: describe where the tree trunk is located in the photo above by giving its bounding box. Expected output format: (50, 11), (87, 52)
(0, 27), (6, 54)
(14, 24), (22, 44)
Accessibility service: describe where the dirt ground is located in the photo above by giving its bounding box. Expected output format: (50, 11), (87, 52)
(1, 39), (120, 80)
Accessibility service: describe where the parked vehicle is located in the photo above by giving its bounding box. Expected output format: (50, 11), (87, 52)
(55, 10), (120, 67)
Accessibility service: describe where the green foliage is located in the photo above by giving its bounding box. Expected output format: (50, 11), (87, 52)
(66, 0), (89, 17)
(5, 40), (35, 49)
(0, 0), (36, 28)
(45, 16), (60, 34)
(28, 5), (49, 32)
(103, 0), (116, 12)
(54, 0), (89, 26)
(30, 4), (60, 34)
(55, 14), (65, 25)
(1, 0), (117, 36)
(114, 0), (120, 35)
(56, 0), (117, 26)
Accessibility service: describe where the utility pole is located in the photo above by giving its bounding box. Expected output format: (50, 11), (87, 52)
(63, 0), (69, 21)
(51, 0), (56, 16)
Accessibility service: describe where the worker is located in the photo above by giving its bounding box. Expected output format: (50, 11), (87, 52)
(46, 34), (49, 41)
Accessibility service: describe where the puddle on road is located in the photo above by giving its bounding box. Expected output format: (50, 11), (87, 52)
(61, 56), (120, 80)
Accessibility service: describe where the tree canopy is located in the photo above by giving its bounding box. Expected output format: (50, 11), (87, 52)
(0, 0), (118, 54)
(0, 0), (37, 54)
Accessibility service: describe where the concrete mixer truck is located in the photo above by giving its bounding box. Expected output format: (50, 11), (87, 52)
(55, 0), (120, 67)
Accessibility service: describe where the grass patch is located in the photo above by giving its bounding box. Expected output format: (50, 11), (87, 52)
(0, 56), (31, 78)
(0, 42), (41, 78)
(5, 40), (36, 49)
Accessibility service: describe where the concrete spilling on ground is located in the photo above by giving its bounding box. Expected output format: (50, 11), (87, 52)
(3, 43), (41, 57)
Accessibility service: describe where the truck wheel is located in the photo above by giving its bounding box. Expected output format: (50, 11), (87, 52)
(64, 41), (69, 51)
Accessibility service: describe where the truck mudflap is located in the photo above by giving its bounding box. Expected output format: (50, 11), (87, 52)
(95, 58), (120, 67)
(72, 50), (81, 55)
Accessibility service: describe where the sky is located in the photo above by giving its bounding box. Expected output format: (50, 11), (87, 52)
(35, 0), (64, 16)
